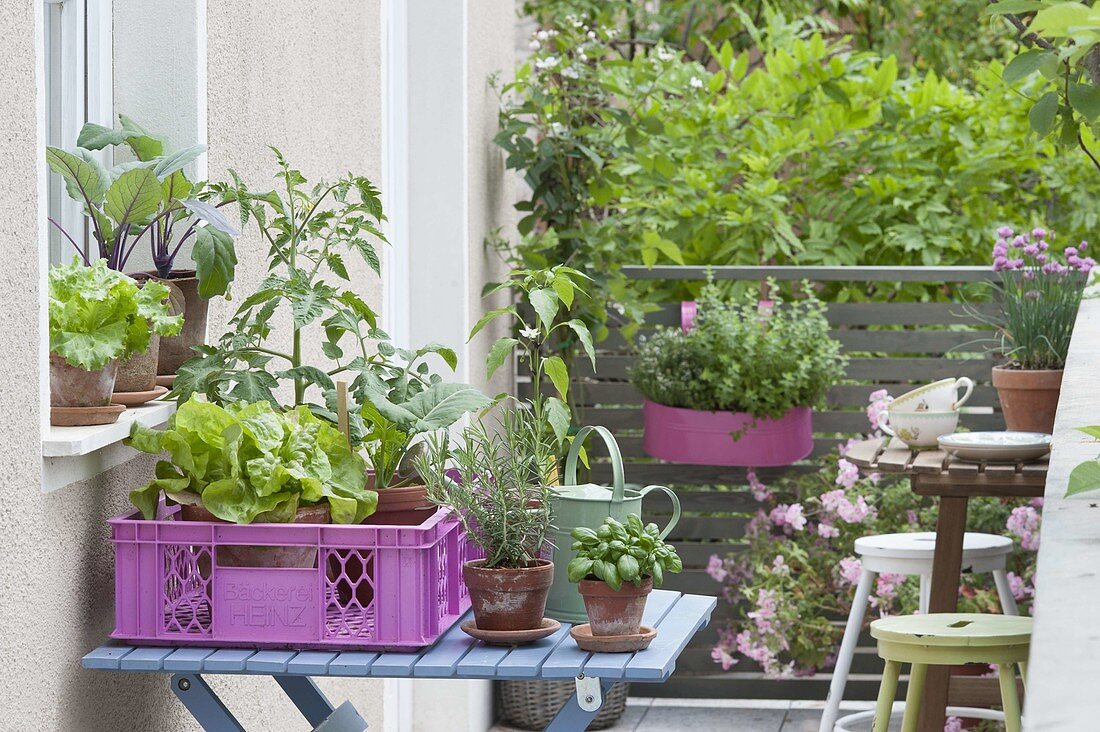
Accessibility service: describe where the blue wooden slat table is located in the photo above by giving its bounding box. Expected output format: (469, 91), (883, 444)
(83, 589), (715, 732)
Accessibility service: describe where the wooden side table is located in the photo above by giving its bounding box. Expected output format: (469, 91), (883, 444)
(846, 437), (1046, 732)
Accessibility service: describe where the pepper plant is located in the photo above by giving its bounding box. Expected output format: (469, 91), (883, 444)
(567, 515), (682, 591)
(46, 114), (239, 297)
(470, 265), (596, 445)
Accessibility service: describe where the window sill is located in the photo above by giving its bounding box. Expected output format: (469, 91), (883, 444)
(41, 400), (175, 493)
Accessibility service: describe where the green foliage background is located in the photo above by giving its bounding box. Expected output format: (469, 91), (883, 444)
(498, 1), (1100, 339)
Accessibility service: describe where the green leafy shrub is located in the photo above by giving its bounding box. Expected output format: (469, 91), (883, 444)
(49, 258), (182, 371)
(630, 282), (846, 417)
(127, 397), (378, 524)
(567, 514), (683, 590)
(496, 6), (1100, 330)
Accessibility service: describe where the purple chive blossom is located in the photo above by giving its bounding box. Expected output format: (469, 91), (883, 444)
(1080, 240), (1088, 251)
(1032, 227), (1047, 239)
(1079, 257), (1096, 273)
(997, 226), (1014, 237)
(1012, 235), (1027, 248)
(1036, 252), (1047, 263)
(1023, 244), (1039, 256)
(1066, 247), (1078, 257)
(1024, 269), (1036, 280)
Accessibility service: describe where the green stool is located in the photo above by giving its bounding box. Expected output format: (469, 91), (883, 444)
(869, 613), (1031, 732)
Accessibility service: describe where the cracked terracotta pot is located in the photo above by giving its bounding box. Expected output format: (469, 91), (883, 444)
(578, 577), (653, 637)
(49, 353), (118, 407)
(463, 559), (554, 631)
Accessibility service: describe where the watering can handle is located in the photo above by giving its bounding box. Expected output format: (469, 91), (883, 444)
(639, 485), (681, 540)
(564, 425), (626, 505)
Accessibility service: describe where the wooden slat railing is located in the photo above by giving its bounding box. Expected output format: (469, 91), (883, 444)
(536, 265), (1007, 700)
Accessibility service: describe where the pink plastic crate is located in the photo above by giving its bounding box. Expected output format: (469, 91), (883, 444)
(110, 505), (474, 650)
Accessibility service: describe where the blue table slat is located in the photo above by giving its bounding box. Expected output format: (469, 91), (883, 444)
(328, 652), (379, 676)
(623, 594), (716, 681)
(286, 651), (338, 675)
(246, 650), (297, 673)
(370, 650), (428, 677)
(494, 624), (573, 679)
(203, 649), (256, 672)
(83, 645), (136, 670)
(120, 647), (175, 671)
(581, 590), (680, 678)
(163, 648), (216, 672)
(455, 640), (512, 678)
(82, 592), (717, 689)
(413, 614), (478, 677)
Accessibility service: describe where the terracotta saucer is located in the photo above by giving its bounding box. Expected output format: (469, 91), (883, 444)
(155, 374), (176, 388)
(112, 385), (170, 407)
(460, 618), (561, 646)
(569, 624), (657, 653)
(50, 403), (126, 427)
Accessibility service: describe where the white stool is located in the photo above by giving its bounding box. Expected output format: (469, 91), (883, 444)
(818, 532), (1018, 732)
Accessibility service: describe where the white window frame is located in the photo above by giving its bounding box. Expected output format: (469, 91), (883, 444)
(43, 0), (113, 265)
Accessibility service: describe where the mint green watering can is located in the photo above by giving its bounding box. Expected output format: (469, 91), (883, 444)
(545, 425), (682, 623)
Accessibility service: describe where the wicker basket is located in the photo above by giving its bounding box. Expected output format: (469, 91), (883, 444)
(498, 680), (630, 730)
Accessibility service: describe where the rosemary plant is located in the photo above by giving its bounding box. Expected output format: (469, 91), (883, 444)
(415, 405), (557, 569)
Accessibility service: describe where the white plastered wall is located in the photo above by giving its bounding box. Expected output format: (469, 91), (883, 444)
(0, 0), (515, 727)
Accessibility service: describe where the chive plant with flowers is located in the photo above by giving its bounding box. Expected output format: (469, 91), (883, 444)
(988, 225), (1094, 370)
(707, 391), (1042, 679)
(977, 224), (1095, 432)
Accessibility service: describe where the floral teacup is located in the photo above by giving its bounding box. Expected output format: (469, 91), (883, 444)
(876, 409), (959, 449)
(889, 377), (974, 413)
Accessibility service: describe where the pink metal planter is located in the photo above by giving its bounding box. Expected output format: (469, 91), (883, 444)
(642, 399), (813, 467)
(110, 504), (473, 650)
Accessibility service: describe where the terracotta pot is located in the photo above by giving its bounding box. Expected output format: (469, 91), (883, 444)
(114, 333), (160, 392)
(49, 354), (118, 407)
(463, 559), (554, 632)
(992, 365), (1063, 434)
(136, 270), (209, 375)
(370, 483), (435, 525)
(179, 502), (330, 568)
(578, 577), (653, 636)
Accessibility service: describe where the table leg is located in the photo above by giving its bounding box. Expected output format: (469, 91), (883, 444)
(274, 675), (338, 726)
(170, 673), (246, 731)
(917, 495), (969, 732)
(545, 677), (616, 732)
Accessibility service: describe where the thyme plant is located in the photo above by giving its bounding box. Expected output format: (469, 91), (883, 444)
(630, 281), (847, 419)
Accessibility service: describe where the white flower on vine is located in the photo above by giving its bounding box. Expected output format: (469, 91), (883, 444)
(657, 47), (676, 62)
(536, 30), (550, 41)
(529, 39), (541, 51)
(690, 76), (704, 89)
(520, 327), (540, 340)
(561, 66), (580, 80)
(547, 122), (567, 136)
(536, 56), (560, 71)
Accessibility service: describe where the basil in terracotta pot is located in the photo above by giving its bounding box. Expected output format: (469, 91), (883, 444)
(568, 514), (682, 637)
(416, 405), (556, 633)
(978, 226), (1094, 434)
